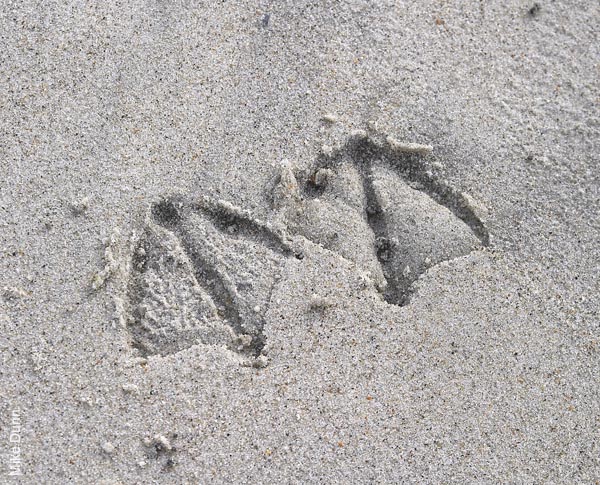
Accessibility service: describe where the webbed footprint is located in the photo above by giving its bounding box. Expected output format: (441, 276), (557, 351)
(127, 197), (292, 357)
(269, 134), (488, 305)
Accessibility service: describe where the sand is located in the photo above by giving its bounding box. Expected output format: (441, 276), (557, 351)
(1, 1), (598, 483)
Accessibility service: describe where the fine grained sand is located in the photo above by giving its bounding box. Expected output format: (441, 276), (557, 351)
(1, 1), (598, 483)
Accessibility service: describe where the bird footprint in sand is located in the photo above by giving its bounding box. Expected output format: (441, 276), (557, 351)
(123, 133), (489, 358)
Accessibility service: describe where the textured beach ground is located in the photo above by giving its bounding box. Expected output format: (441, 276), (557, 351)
(0, 1), (598, 483)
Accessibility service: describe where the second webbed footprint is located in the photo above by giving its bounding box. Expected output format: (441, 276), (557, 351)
(269, 136), (487, 305)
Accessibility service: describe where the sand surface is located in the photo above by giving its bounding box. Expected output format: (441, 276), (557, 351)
(1, 1), (599, 483)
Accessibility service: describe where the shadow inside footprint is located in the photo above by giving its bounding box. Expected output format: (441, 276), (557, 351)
(151, 198), (183, 227)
